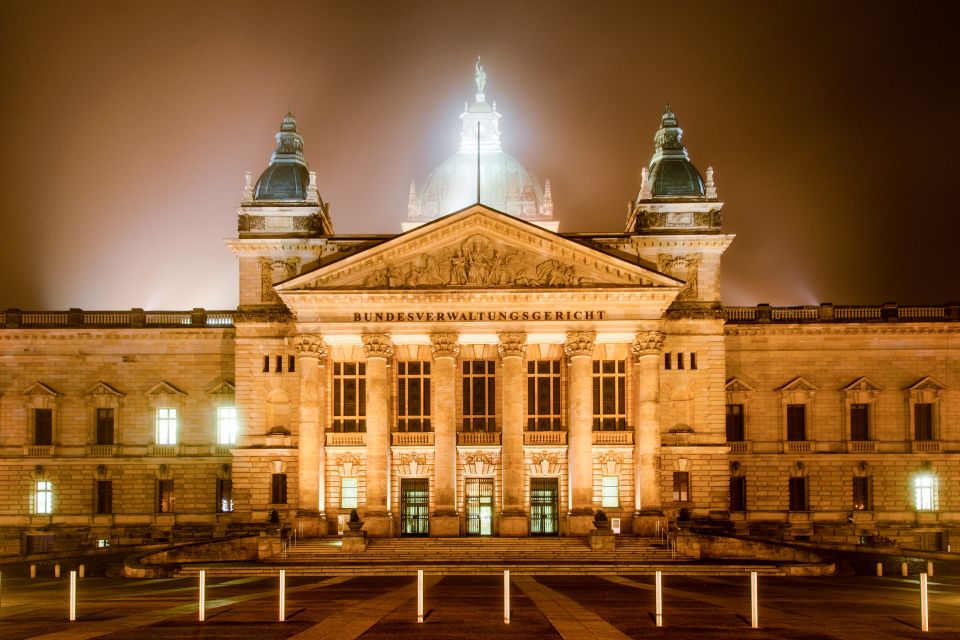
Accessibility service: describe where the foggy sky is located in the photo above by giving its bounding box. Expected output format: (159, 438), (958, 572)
(1, 1), (957, 310)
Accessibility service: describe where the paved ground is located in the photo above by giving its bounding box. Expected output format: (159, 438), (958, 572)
(1, 569), (960, 639)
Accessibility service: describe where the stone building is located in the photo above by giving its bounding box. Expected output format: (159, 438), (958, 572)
(0, 66), (956, 554)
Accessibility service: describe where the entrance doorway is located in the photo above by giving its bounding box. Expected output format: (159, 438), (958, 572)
(400, 478), (429, 536)
(465, 477), (494, 536)
(530, 477), (559, 535)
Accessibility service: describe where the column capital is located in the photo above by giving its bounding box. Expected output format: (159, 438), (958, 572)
(291, 333), (327, 360)
(563, 331), (596, 358)
(631, 330), (666, 360)
(498, 332), (527, 359)
(362, 334), (394, 360)
(430, 333), (460, 359)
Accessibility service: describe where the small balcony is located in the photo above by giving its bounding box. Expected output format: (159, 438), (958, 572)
(149, 444), (179, 456)
(213, 444), (233, 456)
(524, 431), (567, 446)
(847, 440), (876, 453)
(457, 431), (501, 446)
(326, 432), (366, 447)
(392, 432), (435, 446)
(87, 444), (118, 456)
(783, 440), (812, 454)
(25, 445), (56, 457)
(912, 440), (940, 453)
(728, 441), (751, 454)
(592, 431), (633, 446)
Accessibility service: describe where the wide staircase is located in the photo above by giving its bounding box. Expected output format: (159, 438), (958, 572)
(177, 536), (785, 577)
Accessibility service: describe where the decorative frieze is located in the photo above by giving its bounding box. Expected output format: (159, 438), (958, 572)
(631, 330), (665, 360)
(291, 333), (327, 360)
(563, 331), (596, 358)
(430, 333), (460, 359)
(497, 332), (527, 359)
(361, 334), (394, 360)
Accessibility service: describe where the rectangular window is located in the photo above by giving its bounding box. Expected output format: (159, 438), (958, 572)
(333, 362), (366, 432)
(915, 475), (937, 511)
(915, 403), (934, 441)
(789, 477), (808, 511)
(672, 471), (690, 502)
(664, 353), (671, 370)
(677, 353), (685, 370)
(398, 361), (431, 432)
(34, 408), (53, 446)
(96, 480), (113, 514)
(216, 478), (233, 513)
(601, 475), (619, 508)
(850, 404), (869, 441)
(725, 404), (745, 441)
(263, 355), (270, 373)
(593, 360), (626, 430)
(852, 477), (871, 511)
(96, 408), (115, 445)
(276, 355), (283, 373)
(217, 406), (237, 445)
(288, 355), (296, 373)
(156, 408), (178, 445)
(690, 353), (697, 370)
(35, 480), (53, 514)
(786, 404), (806, 441)
(730, 476), (746, 512)
(157, 479), (174, 513)
(462, 360), (496, 432)
(527, 360), (562, 431)
(341, 477), (358, 509)
(271, 473), (288, 504)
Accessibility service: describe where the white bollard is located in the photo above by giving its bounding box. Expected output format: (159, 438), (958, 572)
(55, 563), (61, 578)
(279, 570), (286, 622)
(79, 564), (85, 579)
(417, 570), (424, 623)
(504, 570), (510, 624)
(30, 564), (36, 579)
(902, 562), (909, 577)
(655, 570), (663, 627)
(920, 572), (929, 632)
(876, 562), (883, 577)
(199, 570), (206, 622)
(750, 571), (758, 629)
(69, 571), (76, 621)
(927, 561), (934, 577)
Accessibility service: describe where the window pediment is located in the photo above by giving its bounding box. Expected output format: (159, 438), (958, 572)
(725, 377), (755, 393)
(778, 376), (819, 393)
(908, 376), (946, 392)
(22, 382), (61, 397)
(842, 376), (882, 403)
(207, 381), (236, 396)
(86, 381), (125, 398)
(145, 381), (185, 397)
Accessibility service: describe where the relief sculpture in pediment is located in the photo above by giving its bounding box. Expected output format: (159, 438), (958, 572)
(362, 234), (586, 289)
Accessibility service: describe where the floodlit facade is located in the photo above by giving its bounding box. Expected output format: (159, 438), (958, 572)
(0, 66), (957, 554)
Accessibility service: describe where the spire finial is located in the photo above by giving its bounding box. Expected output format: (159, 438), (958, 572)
(475, 57), (487, 97)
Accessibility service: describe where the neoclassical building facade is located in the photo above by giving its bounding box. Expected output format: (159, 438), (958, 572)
(0, 68), (956, 554)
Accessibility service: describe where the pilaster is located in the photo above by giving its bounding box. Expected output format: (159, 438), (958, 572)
(292, 334), (327, 533)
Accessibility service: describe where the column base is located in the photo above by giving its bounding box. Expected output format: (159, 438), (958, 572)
(430, 512), (461, 537)
(567, 511), (595, 536)
(362, 513), (394, 537)
(500, 512), (529, 537)
(633, 509), (667, 537)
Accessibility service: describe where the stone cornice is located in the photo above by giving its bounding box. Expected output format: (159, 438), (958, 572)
(233, 305), (294, 324)
(725, 324), (960, 337)
(563, 331), (596, 358)
(291, 333), (327, 360)
(281, 289), (677, 305)
(430, 333), (460, 359)
(362, 334), (394, 359)
(497, 333), (527, 359)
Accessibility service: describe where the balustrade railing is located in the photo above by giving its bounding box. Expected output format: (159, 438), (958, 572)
(326, 432), (366, 446)
(592, 431), (633, 445)
(725, 303), (954, 323)
(524, 431), (567, 445)
(392, 432), (435, 446)
(2, 308), (233, 327)
(457, 431), (501, 446)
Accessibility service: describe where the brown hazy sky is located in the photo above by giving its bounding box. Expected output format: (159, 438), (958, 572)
(1, 1), (957, 310)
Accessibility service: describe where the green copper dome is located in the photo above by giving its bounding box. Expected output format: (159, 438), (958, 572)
(648, 107), (704, 197)
(253, 111), (310, 202)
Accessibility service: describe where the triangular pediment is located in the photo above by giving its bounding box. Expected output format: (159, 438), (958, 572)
(908, 376), (946, 392)
(842, 376), (883, 393)
(145, 381), (185, 396)
(86, 381), (125, 397)
(207, 380), (236, 396)
(277, 206), (682, 292)
(22, 381), (61, 397)
(778, 376), (819, 393)
(725, 377), (756, 393)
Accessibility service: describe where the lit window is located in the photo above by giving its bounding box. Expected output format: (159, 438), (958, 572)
(217, 406), (237, 445)
(672, 471), (690, 502)
(157, 408), (178, 445)
(217, 478), (233, 513)
(601, 475), (619, 508)
(35, 480), (53, 514)
(852, 477), (871, 511)
(96, 538), (110, 548)
(157, 479), (174, 513)
(915, 475), (938, 511)
(341, 477), (358, 509)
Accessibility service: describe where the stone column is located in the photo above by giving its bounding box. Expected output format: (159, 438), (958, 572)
(565, 331), (596, 535)
(292, 334), (326, 536)
(632, 330), (666, 536)
(430, 334), (460, 536)
(362, 334), (393, 537)
(498, 333), (528, 536)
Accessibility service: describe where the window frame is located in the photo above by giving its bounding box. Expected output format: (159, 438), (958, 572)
(592, 360), (627, 431)
(156, 407), (178, 445)
(341, 476), (358, 509)
(332, 361), (366, 433)
(725, 404), (745, 442)
(216, 478), (233, 513)
(35, 480), (53, 514)
(398, 361), (432, 433)
(462, 360), (496, 432)
(271, 473), (288, 505)
(672, 471), (690, 503)
(217, 405), (238, 445)
(601, 475), (619, 508)
(95, 479), (113, 515)
(914, 474), (938, 511)
(788, 476), (808, 511)
(786, 404), (806, 442)
(730, 476), (747, 512)
(527, 360), (562, 431)
(852, 476), (871, 511)
(34, 408), (53, 446)
(157, 479), (175, 513)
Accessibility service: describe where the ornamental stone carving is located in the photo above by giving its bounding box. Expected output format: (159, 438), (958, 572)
(563, 331), (596, 358)
(291, 334), (327, 360)
(631, 331), (666, 360)
(658, 253), (699, 301)
(362, 334), (394, 360)
(430, 333), (460, 359)
(498, 333), (527, 359)
(260, 257), (300, 303)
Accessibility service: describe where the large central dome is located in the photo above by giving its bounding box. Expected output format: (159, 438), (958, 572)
(404, 61), (557, 232)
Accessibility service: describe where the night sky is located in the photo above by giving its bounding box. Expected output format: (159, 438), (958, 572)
(1, 1), (957, 310)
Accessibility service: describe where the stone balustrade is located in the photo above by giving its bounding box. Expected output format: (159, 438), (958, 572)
(592, 430), (633, 445)
(523, 431), (567, 445)
(724, 303), (958, 323)
(326, 432), (366, 447)
(392, 431), (435, 446)
(1, 308), (234, 328)
(457, 431), (501, 446)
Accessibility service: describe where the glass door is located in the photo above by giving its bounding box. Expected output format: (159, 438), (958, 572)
(465, 477), (494, 536)
(530, 477), (559, 535)
(400, 478), (430, 536)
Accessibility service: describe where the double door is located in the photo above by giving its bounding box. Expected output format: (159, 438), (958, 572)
(400, 478), (429, 536)
(465, 477), (494, 536)
(530, 477), (559, 535)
